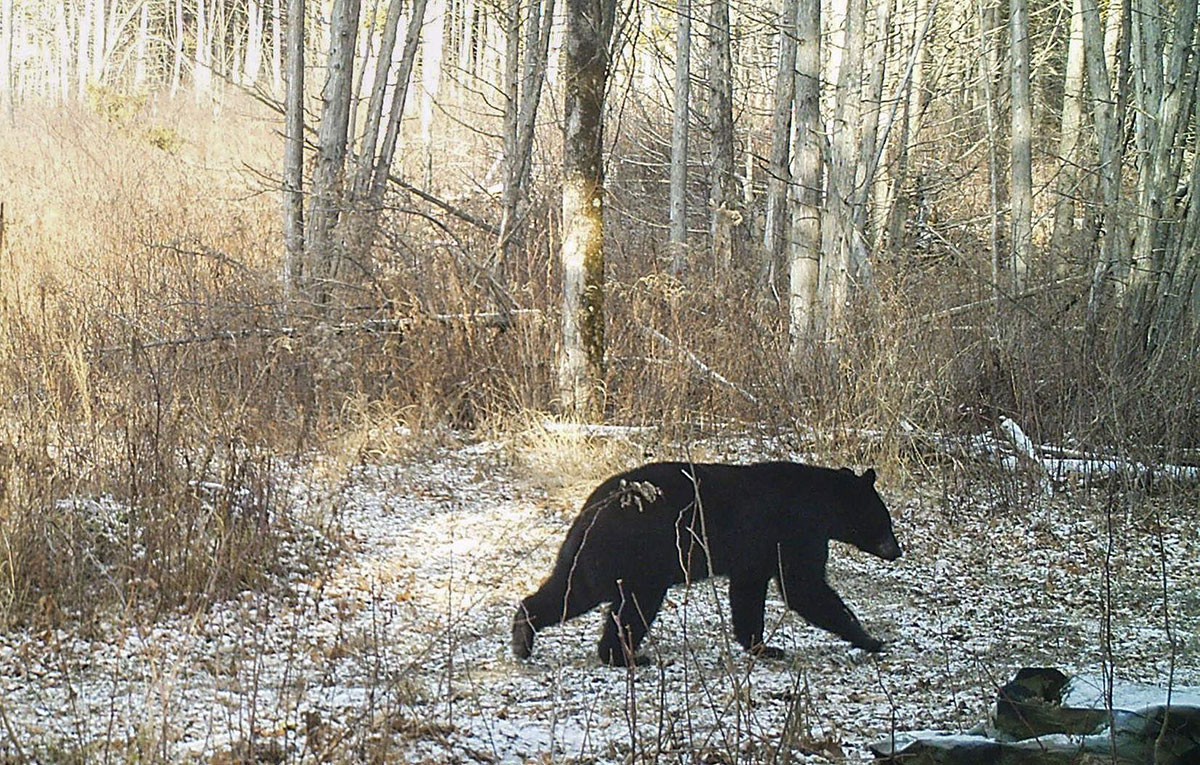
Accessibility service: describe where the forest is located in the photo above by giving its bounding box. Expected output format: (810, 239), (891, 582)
(0, 0), (1198, 760)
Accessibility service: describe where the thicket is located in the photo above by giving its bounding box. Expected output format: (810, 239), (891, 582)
(0, 88), (1196, 634)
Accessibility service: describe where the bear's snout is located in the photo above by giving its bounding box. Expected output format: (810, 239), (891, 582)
(872, 538), (903, 561)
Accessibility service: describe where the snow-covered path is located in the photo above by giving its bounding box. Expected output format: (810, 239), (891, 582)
(2, 436), (1197, 762)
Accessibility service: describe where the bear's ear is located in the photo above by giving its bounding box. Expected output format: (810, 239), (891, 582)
(862, 468), (877, 484)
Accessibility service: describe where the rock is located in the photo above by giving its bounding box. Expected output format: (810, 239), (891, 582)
(872, 668), (1200, 764)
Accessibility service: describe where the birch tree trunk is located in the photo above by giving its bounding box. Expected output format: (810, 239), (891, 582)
(763, 0), (798, 276)
(283, 0), (306, 294)
(55, 2), (69, 102)
(1081, 0), (1128, 336)
(133, 0), (150, 89)
(0, 0), (12, 117)
(1126, 0), (1197, 354)
(708, 0), (738, 275)
(559, 0), (615, 417)
(303, 0), (361, 302)
(1009, 0), (1033, 290)
(667, 0), (690, 273)
(820, 0), (865, 338)
(498, 0), (556, 257)
(171, 0), (184, 97)
(1049, 0), (1085, 269)
(420, 0), (447, 151)
(194, 0), (213, 99)
(245, 0), (264, 87)
(272, 0), (283, 96)
(788, 0), (821, 350)
(76, 0), (92, 99)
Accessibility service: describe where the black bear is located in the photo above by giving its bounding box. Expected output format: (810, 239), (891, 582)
(512, 461), (902, 666)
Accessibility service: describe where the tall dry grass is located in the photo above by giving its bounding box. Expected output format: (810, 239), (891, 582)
(2, 87), (1197, 635)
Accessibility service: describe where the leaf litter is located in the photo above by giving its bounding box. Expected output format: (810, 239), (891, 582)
(1, 433), (1197, 762)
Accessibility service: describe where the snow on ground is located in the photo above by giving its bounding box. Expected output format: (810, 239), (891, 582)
(1, 433), (1198, 762)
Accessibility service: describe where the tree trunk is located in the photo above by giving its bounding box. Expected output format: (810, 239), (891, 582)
(133, 0), (150, 89)
(559, 0), (615, 417)
(76, 0), (91, 99)
(368, 0), (428, 203)
(1126, 0), (1197, 354)
(498, 0), (556, 257)
(283, 0), (306, 295)
(708, 0), (738, 275)
(788, 0), (821, 351)
(272, 0), (283, 96)
(667, 0), (691, 273)
(1009, 0), (1033, 290)
(763, 0), (799, 278)
(1081, 0), (1128, 336)
(303, 0), (361, 302)
(1049, 0), (1085, 269)
(245, 0), (264, 87)
(171, 0), (184, 97)
(0, 0), (12, 117)
(820, 0), (866, 338)
(420, 0), (447, 154)
(195, 0), (213, 99)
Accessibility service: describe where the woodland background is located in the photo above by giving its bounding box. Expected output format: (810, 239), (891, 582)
(0, 0), (1198, 745)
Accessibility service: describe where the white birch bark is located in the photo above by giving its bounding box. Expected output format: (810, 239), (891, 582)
(667, 0), (690, 270)
(1009, 0), (1033, 290)
(420, 0), (447, 145)
(283, 0), (306, 294)
(788, 0), (821, 349)
(764, 0), (799, 270)
(1049, 0), (1085, 266)
(194, 0), (213, 99)
(271, 0), (283, 96)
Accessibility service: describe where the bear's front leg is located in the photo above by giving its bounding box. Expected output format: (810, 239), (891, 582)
(597, 582), (667, 666)
(784, 580), (883, 652)
(729, 575), (785, 659)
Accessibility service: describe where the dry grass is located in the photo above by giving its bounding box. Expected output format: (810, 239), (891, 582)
(1, 86), (1197, 643)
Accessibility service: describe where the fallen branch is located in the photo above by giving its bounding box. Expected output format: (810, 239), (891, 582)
(634, 321), (759, 406)
(85, 310), (543, 357)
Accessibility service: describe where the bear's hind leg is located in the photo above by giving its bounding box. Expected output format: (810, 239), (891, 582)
(597, 582), (667, 667)
(512, 576), (602, 659)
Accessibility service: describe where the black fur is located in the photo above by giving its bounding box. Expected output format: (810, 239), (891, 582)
(512, 461), (902, 666)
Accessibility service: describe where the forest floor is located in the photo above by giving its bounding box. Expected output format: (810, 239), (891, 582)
(2, 430), (1198, 763)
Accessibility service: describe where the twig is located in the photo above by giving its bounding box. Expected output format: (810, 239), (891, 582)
(0, 696), (28, 763)
(635, 321), (760, 405)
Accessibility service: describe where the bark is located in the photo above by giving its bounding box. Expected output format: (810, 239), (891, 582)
(133, 0), (150, 88)
(368, 0), (428, 205)
(708, 0), (738, 274)
(352, 0), (404, 201)
(1081, 0), (1128, 334)
(76, 0), (91, 98)
(1050, 0), (1086, 267)
(283, 0), (306, 294)
(764, 0), (799, 274)
(0, 0), (12, 117)
(820, 0), (866, 338)
(788, 0), (821, 350)
(195, 0), (213, 99)
(55, 2), (69, 102)
(245, 0), (264, 87)
(854, 0), (891, 237)
(420, 0), (448, 147)
(272, 0), (283, 96)
(667, 0), (690, 271)
(171, 0), (184, 97)
(1010, 0), (1033, 290)
(303, 0), (362, 301)
(1127, 0), (1198, 353)
(559, 0), (615, 417)
(978, 0), (1002, 297)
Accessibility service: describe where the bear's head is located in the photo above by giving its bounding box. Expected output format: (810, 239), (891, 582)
(837, 468), (902, 561)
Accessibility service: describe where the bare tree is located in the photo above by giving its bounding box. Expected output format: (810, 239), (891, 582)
(302, 0), (361, 302)
(764, 0), (799, 278)
(283, 0), (306, 294)
(788, 0), (821, 350)
(0, 0), (12, 118)
(559, 0), (616, 416)
(667, 0), (691, 273)
(1009, 0), (1033, 289)
(708, 0), (738, 274)
(497, 0), (557, 258)
(1049, 0), (1085, 267)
